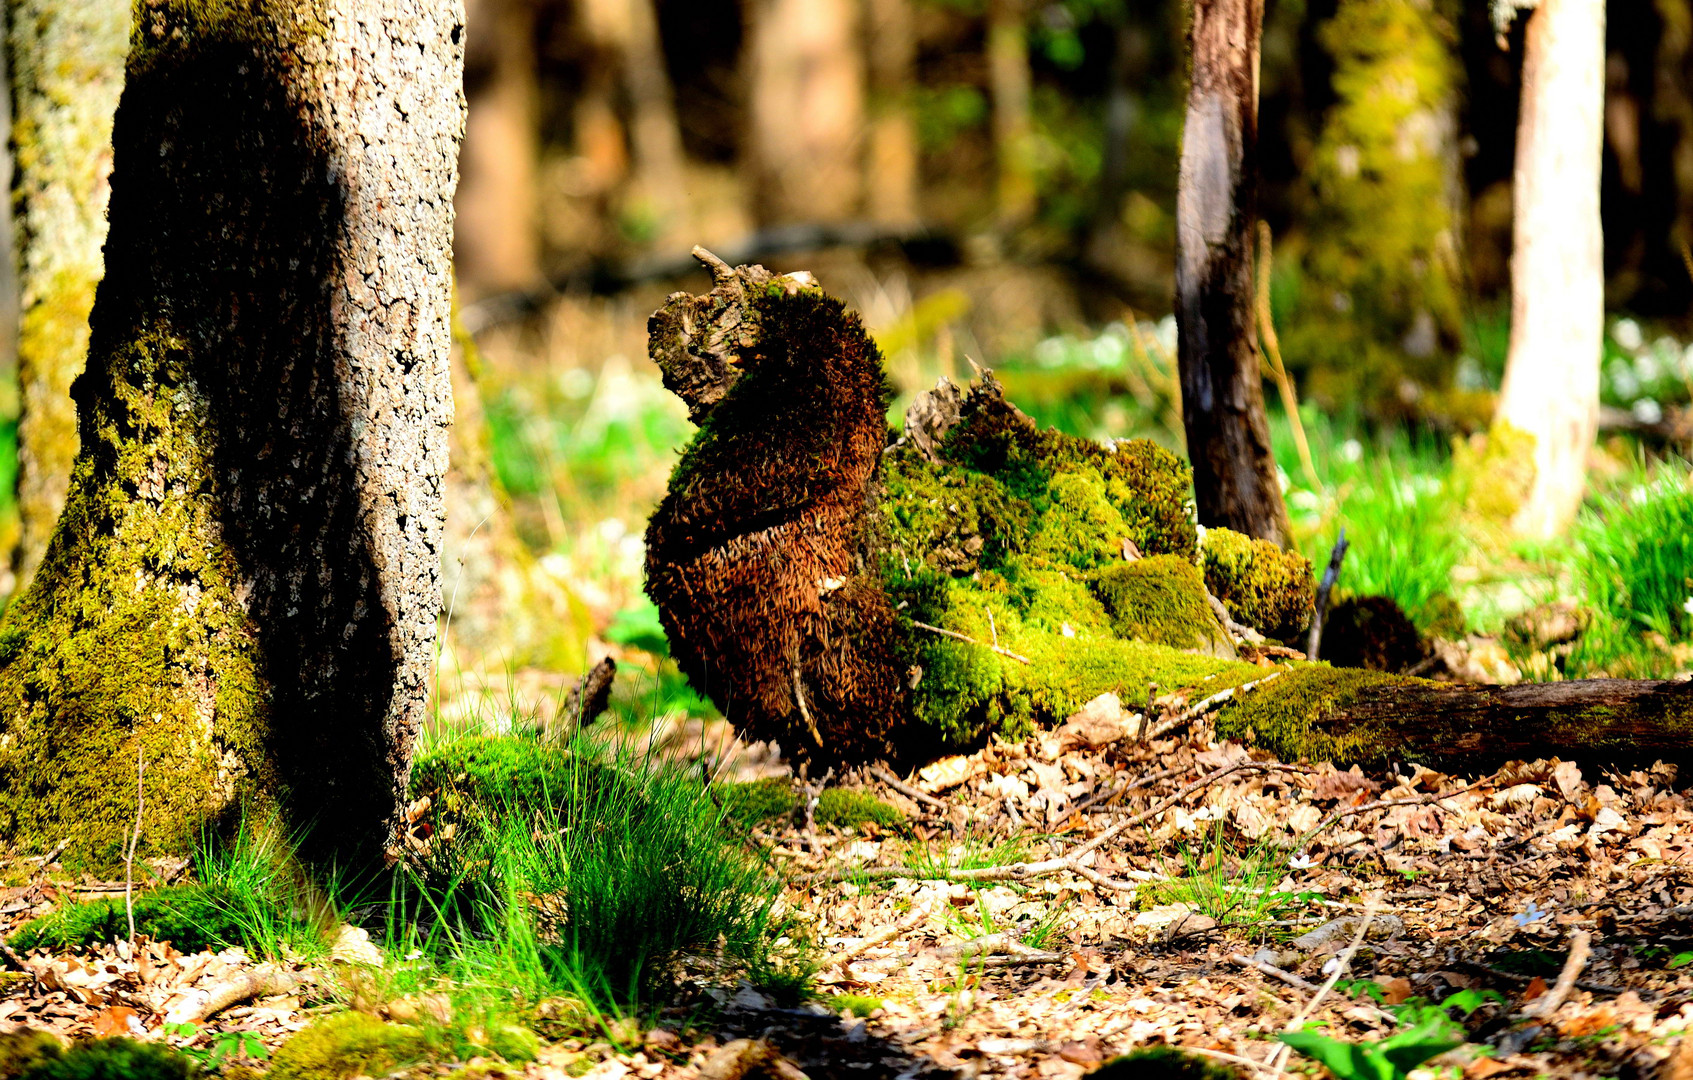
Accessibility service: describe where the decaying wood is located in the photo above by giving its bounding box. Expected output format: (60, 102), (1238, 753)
(1292, 678), (1693, 764)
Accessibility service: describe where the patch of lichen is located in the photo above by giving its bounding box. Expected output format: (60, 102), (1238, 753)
(1199, 527), (1315, 639)
(0, 325), (274, 869)
(1283, 0), (1464, 414)
(266, 1013), (427, 1080)
(1091, 556), (1231, 654)
(125, 0), (328, 83)
(1214, 665), (1426, 764)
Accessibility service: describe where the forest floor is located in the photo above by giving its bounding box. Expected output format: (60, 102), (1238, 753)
(6, 700), (1693, 1079)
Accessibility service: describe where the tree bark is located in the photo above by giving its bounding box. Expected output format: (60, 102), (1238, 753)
(865, 0), (920, 227)
(1494, 0), (1605, 539)
(6, 0), (130, 590)
(743, 0), (865, 225)
(454, 0), (540, 297)
(987, 0), (1036, 227)
(0, 0), (464, 866)
(1175, 0), (1291, 548)
(1224, 672), (1693, 768)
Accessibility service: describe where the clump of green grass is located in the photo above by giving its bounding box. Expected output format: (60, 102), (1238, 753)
(11, 822), (328, 959)
(1143, 820), (1313, 933)
(1564, 467), (1693, 677)
(393, 727), (799, 1031)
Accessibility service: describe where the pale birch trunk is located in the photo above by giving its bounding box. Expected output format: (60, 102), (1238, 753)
(1495, 0), (1605, 539)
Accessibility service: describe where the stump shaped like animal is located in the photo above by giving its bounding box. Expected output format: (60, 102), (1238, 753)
(644, 251), (1313, 764)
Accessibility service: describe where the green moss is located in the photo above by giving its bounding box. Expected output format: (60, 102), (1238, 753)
(10, 884), (246, 954)
(827, 993), (884, 1017)
(14, 1038), (199, 1080)
(1214, 665), (1425, 763)
(266, 1013), (426, 1080)
(1200, 527), (1315, 640)
(1092, 555), (1232, 655)
(0, 1030), (63, 1079)
(711, 780), (904, 831)
(1091, 1046), (1240, 1078)
(0, 327), (274, 868)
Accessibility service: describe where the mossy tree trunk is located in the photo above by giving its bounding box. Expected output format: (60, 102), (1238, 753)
(0, 0), (465, 866)
(1175, 0), (1292, 549)
(1218, 668), (1693, 769)
(6, 0), (130, 590)
(1493, 0), (1605, 539)
(743, 0), (865, 225)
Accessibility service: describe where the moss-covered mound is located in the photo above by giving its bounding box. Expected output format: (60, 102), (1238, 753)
(1214, 665), (1426, 763)
(266, 1013), (426, 1080)
(714, 778), (905, 831)
(1199, 527), (1315, 639)
(644, 254), (1313, 764)
(1091, 1045), (1240, 1078)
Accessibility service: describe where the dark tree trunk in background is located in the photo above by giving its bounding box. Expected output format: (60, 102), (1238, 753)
(987, 0), (1036, 227)
(0, 0), (465, 866)
(6, 0), (130, 590)
(455, 0), (540, 296)
(1175, 0), (1292, 548)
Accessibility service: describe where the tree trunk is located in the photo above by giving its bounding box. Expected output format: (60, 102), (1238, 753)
(6, 0), (130, 590)
(454, 0), (540, 297)
(618, 0), (692, 249)
(865, 0), (920, 227)
(1494, 0), (1605, 540)
(987, 0), (1036, 227)
(1174, 0), (1291, 548)
(1218, 669), (1693, 769)
(0, 0), (464, 866)
(743, 0), (864, 225)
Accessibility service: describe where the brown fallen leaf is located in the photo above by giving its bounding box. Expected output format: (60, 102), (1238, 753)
(1520, 976), (1548, 1004)
(89, 1005), (142, 1038)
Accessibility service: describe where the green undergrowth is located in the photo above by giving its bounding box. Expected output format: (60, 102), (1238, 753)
(10, 822), (329, 958)
(1139, 820), (1315, 934)
(713, 778), (905, 832)
(1091, 1045), (1243, 1078)
(396, 728), (801, 1029)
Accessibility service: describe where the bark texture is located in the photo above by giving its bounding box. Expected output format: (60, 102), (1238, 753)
(744, 0), (864, 224)
(1494, 0), (1605, 539)
(455, 0), (540, 296)
(6, 0), (130, 589)
(1175, 0), (1291, 547)
(0, 0), (464, 866)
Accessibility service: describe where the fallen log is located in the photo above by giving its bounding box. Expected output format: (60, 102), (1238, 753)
(1215, 667), (1693, 766)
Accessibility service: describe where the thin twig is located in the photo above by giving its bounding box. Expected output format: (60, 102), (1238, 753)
(1273, 897), (1380, 1075)
(1299, 773), (1499, 849)
(1070, 765), (1182, 816)
(1306, 530), (1350, 661)
(1146, 670), (1288, 741)
(1522, 929), (1592, 1020)
(870, 765), (948, 812)
(823, 904), (933, 969)
(1229, 953), (1318, 996)
(910, 620), (1032, 665)
(803, 759), (1278, 886)
(801, 768), (835, 858)
(125, 745), (146, 946)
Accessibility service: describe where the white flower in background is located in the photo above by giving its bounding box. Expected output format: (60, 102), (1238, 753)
(1634, 399), (1664, 425)
(1290, 490), (1322, 513)
(1607, 358), (1641, 402)
(1289, 852), (1316, 870)
(1196, 523), (1209, 546)
(1638, 347), (1664, 383)
(1681, 343), (1693, 378)
(1683, 596), (1693, 617)
(1612, 317), (1644, 352)
(1338, 438), (1364, 464)
(1277, 467), (1290, 494)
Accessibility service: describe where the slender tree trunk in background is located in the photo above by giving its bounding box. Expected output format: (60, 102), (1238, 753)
(865, 0), (920, 226)
(6, 0), (129, 591)
(455, 0), (540, 297)
(744, 0), (864, 225)
(0, 0), (464, 866)
(618, 0), (692, 249)
(1494, 0), (1605, 539)
(987, 0), (1036, 227)
(1175, 0), (1291, 548)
